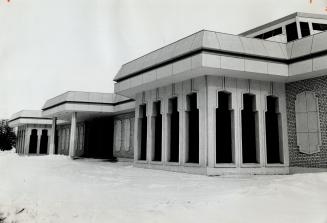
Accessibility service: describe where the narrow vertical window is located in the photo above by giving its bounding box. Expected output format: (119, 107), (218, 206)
(286, 22), (299, 42)
(152, 101), (162, 161)
(29, 129), (38, 154)
(300, 22), (310, 37)
(54, 129), (59, 154)
(168, 97), (179, 162)
(139, 104), (147, 160)
(265, 96), (283, 163)
(40, 129), (48, 154)
(186, 93), (199, 163)
(216, 92), (233, 163)
(242, 94), (259, 163)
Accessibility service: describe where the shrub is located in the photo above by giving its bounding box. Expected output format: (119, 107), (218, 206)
(0, 121), (16, 151)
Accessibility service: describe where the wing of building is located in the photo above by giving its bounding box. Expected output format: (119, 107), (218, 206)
(9, 12), (327, 174)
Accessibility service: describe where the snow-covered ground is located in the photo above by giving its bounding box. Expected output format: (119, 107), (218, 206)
(1, 150), (327, 223)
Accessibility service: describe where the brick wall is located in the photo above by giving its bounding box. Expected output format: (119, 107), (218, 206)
(286, 75), (327, 168)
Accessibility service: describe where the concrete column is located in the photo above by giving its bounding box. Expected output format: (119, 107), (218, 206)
(21, 129), (25, 154)
(161, 100), (166, 163)
(296, 19), (302, 39)
(24, 128), (31, 155)
(198, 78), (207, 167)
(251, 81), (265, 167)
(69, 112), (77, 158)
(146, 103), (154, 162)
(47, 132), (50, 154)
(16, 130), (20, 153)
(36, 129), (41, 155)
(49, 117), (57, 155)
(206, 77), (217, 168)
(18, 130), (22, 153)
(163, 99), (169, 163)
(180, 92), (187, 165)
(134, 105), (140, 161)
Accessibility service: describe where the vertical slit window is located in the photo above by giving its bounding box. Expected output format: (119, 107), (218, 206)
(265, 96), (283, 164)
(139, 104), (147, 160)
(300, 22), (310, 38)
(216, 92), (234, 164)
(186, 93), (199, 163)
(152, 101), (162, 161)
(40, 129), (48, 154)
(29, 129), (38, 154)
(168, 97), (179, 162)
(242, 94), (259, 163)
(286, 22), (299, 42)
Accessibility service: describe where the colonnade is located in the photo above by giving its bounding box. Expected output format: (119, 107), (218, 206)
(134, 76), (289, 171)
(49, 114), (85, 157)
(16, 126), (49, 155)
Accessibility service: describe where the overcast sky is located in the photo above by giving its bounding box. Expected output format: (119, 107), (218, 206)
(0, 0), (326, 119)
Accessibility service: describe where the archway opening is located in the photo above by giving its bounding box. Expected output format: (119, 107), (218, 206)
(40, 129), (48, 154)
(186, 93), (199, 164)
(168, 97), (179, 162)
(242, 94), (259, 163)
(152, 101), (162, 161)
(266, 96), (283, 164)
(29, 129), (38, 154)
(216, 92), (233, 163)
(139, 104), (147, 160)
(55, 129), (59, 154)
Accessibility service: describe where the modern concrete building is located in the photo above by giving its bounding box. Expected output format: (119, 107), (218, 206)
(9, 110), (52, 155)
(41, 91), (135, 160)
(9, 12), (327, 174)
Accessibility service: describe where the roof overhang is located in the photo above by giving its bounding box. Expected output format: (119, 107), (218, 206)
(42, 91), (135, 121)
(114, 30), (327, 98)
(9, 110), (52, 128)
(115, 51), (290, 97)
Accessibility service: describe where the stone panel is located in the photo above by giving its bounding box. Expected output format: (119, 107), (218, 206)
(113, 112), (135, 159)
(286, 76), (327, 167)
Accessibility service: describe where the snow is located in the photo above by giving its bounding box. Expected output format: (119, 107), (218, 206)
(1, 150), (327, 223)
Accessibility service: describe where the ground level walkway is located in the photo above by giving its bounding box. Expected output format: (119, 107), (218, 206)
(0, 150), (327, 223)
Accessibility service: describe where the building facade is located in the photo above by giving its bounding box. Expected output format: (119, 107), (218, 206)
(9, 12), (327, 174)
(9, 110), (52, 155)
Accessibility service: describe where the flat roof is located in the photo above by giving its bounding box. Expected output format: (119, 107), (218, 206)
(42, 91), (135, 121)
(8, 110), (53, 127)
(42, 91), (133, 111)
(114, 14), (327, 86)
(240, 12), (327, 36)
(9, 110), (50, 121)
(114, 30), (289, 82)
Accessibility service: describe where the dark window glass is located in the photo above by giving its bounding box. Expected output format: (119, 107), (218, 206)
(312, 23), (327, 31)
(153, 101), (162, 162)
(242, 94), (258, 163)
(300, 22), (310, 37)
(186, 93), (199, 163)
(169, 97), (179, 162)
(140, 104), (147, 160)
(216, 92), (233, 164)
(286, 22), (298, 42)
(254, 27), (282, 40)
(265, 96), (282, 164)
